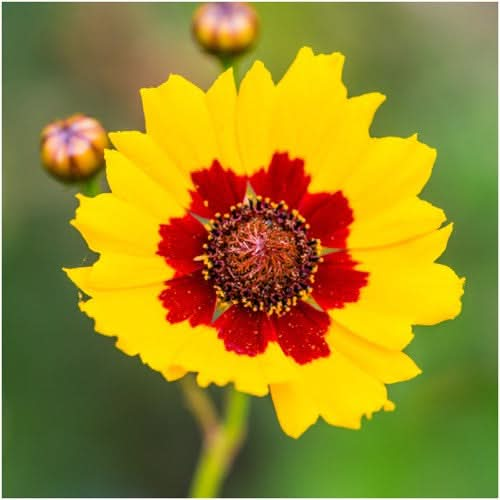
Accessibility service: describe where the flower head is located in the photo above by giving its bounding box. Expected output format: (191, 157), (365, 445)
(192, 2), (259, 56)
(41, 114), (107, 182)
(65, 48), (464, 437)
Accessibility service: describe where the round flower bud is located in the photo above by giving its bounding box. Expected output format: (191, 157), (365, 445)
(192, 2), (259, 57)
(40, 114), (108, 183)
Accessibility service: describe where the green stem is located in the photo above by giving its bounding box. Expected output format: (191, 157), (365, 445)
(189, 386), (250, 498)
(218, 55), (240, 83)
(81, 173), (101, 197)
(180, 375), (219, 440)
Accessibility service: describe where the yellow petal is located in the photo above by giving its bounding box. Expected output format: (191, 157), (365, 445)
(307, 92), (386, 185)
(271, 351), (391, 437)
(341, 135), (437, 220)
(64, 266), (94, 296)
(65, 269), (194, 368)
(358, 223), (455, 263)
(162, 366), (188, 382)
(273, 47), (349, 173)
(364, 262), (464, 326)
(109, 131), (193, 209)
(333, 226), (465, 349)
(206, 68), (244, 174)
(81, 288), (194, 371)
(70, 193), (161, 257)
(331, 307), (414, 351)
(327, 322), (421, 384)
(348, 197), (446, 249)
(352, 226), (465, 325)
(303, 352), (390, 429)
(66, 254), (171, 291)
(236, 60), (276, 175)
(105, 149), (186, 220)
(141, 74), (218, 173)
(270, 380), (318, 438)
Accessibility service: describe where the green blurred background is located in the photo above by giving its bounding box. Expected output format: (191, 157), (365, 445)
(3, 2), (497, 497)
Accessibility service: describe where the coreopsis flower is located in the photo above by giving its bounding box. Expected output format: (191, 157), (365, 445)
(41, 114), (107, 182)
(65, 48), (464, 437)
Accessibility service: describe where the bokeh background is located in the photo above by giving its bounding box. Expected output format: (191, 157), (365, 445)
(3, 2), (497, 497)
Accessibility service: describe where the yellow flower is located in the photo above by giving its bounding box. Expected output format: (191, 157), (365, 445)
(65, 47), (464, 438)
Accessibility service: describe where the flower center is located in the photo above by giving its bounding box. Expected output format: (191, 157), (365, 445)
(202, 196), (321, 315)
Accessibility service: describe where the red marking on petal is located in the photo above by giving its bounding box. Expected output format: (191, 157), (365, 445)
(159, 271), (216, 326)
(312, 253), (369, 310)
(190, 160), (247, 218)
(157, 214), (207, 275)
(157, 152), (368, 365)
(250, 153), (310, 208)
(272, 301), (330, 364)
(215, 307), (273, 356)
(299, 191), (353, 249)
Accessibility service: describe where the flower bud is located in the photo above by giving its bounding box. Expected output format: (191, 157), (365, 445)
(40, 114), (108, 183)
(192, 2), (259, 57)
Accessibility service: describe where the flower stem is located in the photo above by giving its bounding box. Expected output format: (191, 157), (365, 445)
(180, 375), (219, 440)
(218, 55), (240, 83)
(81, 173), (101, 197)
(188, 386), (250, 498)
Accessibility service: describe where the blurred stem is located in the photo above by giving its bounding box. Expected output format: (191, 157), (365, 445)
(81, 173), (101, 197)
(180, 375), (219, 439)
(188, 385), (250, 498)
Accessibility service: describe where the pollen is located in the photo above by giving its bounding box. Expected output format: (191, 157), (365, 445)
(204, 197), (320, 315)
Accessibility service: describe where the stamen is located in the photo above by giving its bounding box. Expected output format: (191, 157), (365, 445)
(204, 198), (320, 315)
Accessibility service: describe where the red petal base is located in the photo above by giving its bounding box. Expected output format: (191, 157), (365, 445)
(157, 153), (368, 365)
